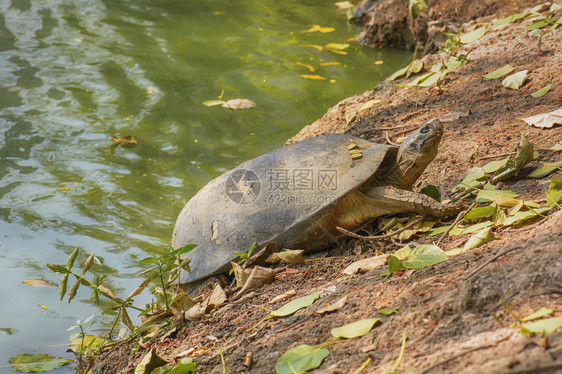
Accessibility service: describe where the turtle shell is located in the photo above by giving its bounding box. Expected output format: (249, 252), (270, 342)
(172, 134), (397, 283)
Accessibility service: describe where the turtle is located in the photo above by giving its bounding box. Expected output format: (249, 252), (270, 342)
(172, 118), (460, 284)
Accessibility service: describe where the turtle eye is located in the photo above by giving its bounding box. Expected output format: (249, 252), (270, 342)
(420, 125), (430, 134)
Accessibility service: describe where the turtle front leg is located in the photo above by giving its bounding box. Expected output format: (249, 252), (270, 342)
(363, 186), (465, 218)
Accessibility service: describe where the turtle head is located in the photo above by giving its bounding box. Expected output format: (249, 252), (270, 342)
(394, 118), (443, 189)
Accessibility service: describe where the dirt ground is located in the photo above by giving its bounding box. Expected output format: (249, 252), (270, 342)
(93, 1), (562, 373)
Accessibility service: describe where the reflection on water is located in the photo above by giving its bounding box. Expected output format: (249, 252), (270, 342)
(0, 0), (411, 370)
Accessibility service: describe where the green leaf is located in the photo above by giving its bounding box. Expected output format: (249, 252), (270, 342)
(427, 225), (450, 237)
(547, 177), (562, 207)
(461, 226), (494, 252)
(393, 245), (413, 261)
(172, 244), (197, 256)
(271, 292), (319, 317)
(526, 19), (549, 31)
(459, 26), (486, 44)
(502, 207), (551, 226)
(167, 358), (197, 374)
(388, 66), (410, 81)
(417, 71), (442, 87)
(521, 307), (554, 322)
(331, 318), (381, 339)
(66, 248), (79, 270)
(82, 252), (95, 275)
(502, 70), (528, 90)
(134, 348), (169, 374)
(483, 65), (514, 80)
(68, 279), (80, 303)
(475, 189), (519, 203)
(482, 158), (510, 174)
(550, 142), (562, 152)
(444, 56), (466, 70)
(450, 221), (493, 236)
(203, 100), (226, 107)
(492, 12), (531, 27)
(10, 353), (72, 372)
(491, 134), (534, 184)
(520, 316), (562, 336)
(528, 161), (562, 178)
(408, 0), (428, 18)
(530, 84), (551, 98)
(46, 264), (70, 274)
(69, 335), (109, 356)
(379, 308), (400, 316)
(275, 344), (330, 374)
(403, 244), (447, 269)
(58, 273), (69, 301)
(386, 255), (407, 276)
(464, 205), (496, 222)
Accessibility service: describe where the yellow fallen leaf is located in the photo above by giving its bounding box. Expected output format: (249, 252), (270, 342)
(325, 43), (349, 51)
(110, 135), (138, 146)
(301, 24), (335, 33)
(327, 49), (348, 55)
(319, 27), (335, 33)
(300, 74), (327, 80)
(301, 24), (321, 33)
(374, 60), (384, 65)
(147, 88), (159, 94)
(330, 79), (336, 83)
(359, 99), (381, 112)
(320, 62), (341, 66)
(73, 37), (84, 43)
(41, 305), (48, 310)
(60, 186), (70, 191)
(296, 62), (316, 73)
(298, 44), (323, 52)
(22, 280), (53, 288)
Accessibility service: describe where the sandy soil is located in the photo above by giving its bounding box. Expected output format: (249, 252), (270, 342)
(93, 1), (562, 373)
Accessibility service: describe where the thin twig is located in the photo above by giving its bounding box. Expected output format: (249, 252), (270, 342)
(336, 216), (425, 241)
(478, 152), (511, 160)
(380, 123), (421, 131)
(435, 204), (474, 247)
(464, 244), (522, 280)
(385, 130), (400, 146)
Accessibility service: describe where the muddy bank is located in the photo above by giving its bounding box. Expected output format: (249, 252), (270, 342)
(353, 0), (546, 51)
(93, 1), (562, 373)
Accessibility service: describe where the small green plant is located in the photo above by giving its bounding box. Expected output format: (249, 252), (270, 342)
(138, 244), (195, 311)
(67, 314), (112, 373)
(47, 244), (195, 336)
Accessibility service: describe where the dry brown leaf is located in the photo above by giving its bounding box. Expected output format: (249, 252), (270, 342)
(169, 292), (196, 315)
(342, 254), (390, 275)
(522, 108), (562, 128)
(265, 249), (304, 264)
(231, 266), (276, 301)
(184, 304), (205, 321)
(221, 98), (256, 110)
(231, 261), (250, 288)
(315, 296), (347, 314)
(110, 135), (137, 146)
(203, 283), (227, 308)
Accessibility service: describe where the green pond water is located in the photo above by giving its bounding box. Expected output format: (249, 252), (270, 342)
(0, 0), (411, 370)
